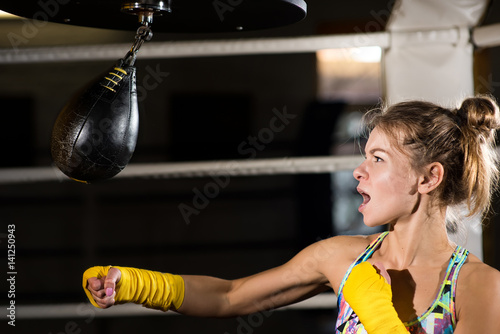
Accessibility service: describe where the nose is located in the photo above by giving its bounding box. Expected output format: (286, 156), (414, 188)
(353, 161), (367, 181)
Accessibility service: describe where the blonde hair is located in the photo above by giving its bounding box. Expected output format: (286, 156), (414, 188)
(363, 95), (500, 219)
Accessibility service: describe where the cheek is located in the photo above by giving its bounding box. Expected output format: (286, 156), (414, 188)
(378, 170), (418, 197)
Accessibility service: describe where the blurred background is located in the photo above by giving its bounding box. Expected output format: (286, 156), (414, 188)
(0, 0), (499, 333)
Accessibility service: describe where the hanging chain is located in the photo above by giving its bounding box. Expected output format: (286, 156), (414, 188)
(124, 24), (154, 66)
(101, 23), (153, 92)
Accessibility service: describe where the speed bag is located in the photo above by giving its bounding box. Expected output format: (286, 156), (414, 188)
(51, 61), (139, 183)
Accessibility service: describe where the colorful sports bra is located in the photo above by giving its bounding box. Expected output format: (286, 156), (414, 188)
(335, 231), (469, 334)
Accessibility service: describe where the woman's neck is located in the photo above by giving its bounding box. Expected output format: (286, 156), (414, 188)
(377, 206), (454, 269)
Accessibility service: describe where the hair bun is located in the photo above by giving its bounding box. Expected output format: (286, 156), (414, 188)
(458, 95), (500, 139)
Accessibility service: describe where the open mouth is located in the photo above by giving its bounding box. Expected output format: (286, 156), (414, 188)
(357, 188), (371, 211)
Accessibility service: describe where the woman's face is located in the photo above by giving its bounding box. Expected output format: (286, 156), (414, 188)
(353, 127), (422, 227)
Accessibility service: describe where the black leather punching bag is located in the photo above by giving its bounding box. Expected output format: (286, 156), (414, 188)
(51, 59), (139, 183)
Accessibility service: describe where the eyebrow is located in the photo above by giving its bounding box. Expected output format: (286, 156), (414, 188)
(368, 148), (389, 155)
(360, 146), (390, 156)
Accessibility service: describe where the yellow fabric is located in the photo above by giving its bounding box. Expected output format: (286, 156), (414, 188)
(82, 266), (185, 311)
(343, 262), (409, 334)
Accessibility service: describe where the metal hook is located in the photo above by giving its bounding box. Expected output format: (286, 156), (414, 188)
(123, 24), (153, 66)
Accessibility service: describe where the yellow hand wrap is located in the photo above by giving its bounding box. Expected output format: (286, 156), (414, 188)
(82, 266), (185, 311)
(343, 262), (408, 334)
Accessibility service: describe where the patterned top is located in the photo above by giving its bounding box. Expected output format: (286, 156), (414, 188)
(335, 232), (469, 334)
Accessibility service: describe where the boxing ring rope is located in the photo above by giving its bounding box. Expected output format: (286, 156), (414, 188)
(0, 32), (389, 64)
(2, 24), (499, 64)
(472, 22), (500, 48)
(0, 24), (498, 65)
(0, 155), (364, 184)
(7, 293), (337, 320)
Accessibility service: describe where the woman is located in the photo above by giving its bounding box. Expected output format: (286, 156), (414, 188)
(83, 96), (500, 333)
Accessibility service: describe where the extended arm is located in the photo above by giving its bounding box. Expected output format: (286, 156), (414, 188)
(83, 239), (336, 317)
(179, 266), (329, 317)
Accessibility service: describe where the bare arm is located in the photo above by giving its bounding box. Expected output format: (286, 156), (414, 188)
(178, 238), (339, 317)
(86, 238), (342, 316)
(454, 263), (500, 333)
(179, 268), (329, 317)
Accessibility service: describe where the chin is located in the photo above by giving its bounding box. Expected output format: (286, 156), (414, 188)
(362, 217), (386, 229)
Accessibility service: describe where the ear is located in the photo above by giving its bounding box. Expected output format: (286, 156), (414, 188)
(418, 162), (444, 194)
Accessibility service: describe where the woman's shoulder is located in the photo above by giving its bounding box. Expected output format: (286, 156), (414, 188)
(458, 254), (500, 288)
(303, 233), (382, 292)
(313, 233), (381, 256)
(456, 254), (500, 320)
(301, 233), (382, 271)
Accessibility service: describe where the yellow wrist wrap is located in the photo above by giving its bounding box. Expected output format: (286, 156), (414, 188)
(82, 266), (185, 311)
(343, 262), (408, 334)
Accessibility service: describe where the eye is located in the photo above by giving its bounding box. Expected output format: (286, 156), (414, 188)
(374, 156), (383, 162)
